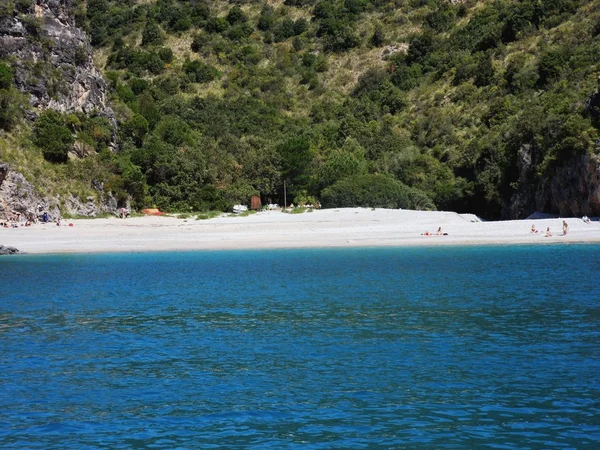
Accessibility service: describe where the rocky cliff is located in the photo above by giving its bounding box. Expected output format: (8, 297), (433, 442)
(0, 0), (119, 218)
(0, 162), (118, 220)
(504, 149), (600, 219)
(0, 0), (114, 118)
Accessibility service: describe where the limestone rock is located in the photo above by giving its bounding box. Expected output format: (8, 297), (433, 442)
(64, 192), (118, 217)
(547, 154), (600, 217)
(0, 163), (120, 220)
(0, 1), (115, 124)
(0, 245), (21, 255)
(381, 44), (408, 60)
(0, 2), (122, 219)
(503, 146), (600, 219)
(0, 164), (51, 221)
(0, 163), (8, 187)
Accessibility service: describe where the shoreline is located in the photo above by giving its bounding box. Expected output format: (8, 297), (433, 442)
(1, 208), (599, 255)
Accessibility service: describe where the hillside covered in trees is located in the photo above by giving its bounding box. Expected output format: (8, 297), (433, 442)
(1, 0), (600, 219)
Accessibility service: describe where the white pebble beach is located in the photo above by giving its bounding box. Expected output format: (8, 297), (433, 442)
(1, 208), (599, 254)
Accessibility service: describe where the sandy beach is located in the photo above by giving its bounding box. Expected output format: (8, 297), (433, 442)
(1, 208), (599, 254)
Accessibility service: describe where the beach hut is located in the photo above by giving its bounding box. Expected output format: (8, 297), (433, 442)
(250, 195), (262, 210)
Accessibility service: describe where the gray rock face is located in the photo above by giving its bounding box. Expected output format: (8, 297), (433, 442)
(0, 163), (119, 221)
(547, 154), (600, 217)
(0, 163), (8, 187)
(64, 192), (119, 217)
(0, 245), (21, 255)
(0, 2), (121, 218)
(0, 1), (114, 119)
(0, 162), (58, 220)
(503, 147), (600, 219)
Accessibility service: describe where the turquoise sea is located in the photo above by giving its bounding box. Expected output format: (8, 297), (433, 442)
(1, 245), (599, 448)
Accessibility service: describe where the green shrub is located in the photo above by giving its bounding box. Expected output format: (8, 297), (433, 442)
(183, 60), (220, 83)
(275, 18), (296, 42)
(206, 17), (229, 33)
(344, 0), (367, 15)
(227, 6), (247, 25)
(0, 62), (13, 90)
(226, 23), (254, 41)
(191, 32), (209, 53)
(294, 18), (309, 35)
(0, 2), (14, 19)
(158, 47), (174, 63)
(426, 2), (456, 32)
(33, 110), (75, 163)
(537, 48), (567, 87)
(321, 174), (435, 210)
(129, 78), (149, 95)
(0, 86), (28, 131)
(258, 5), (275, 31)
(142, 21), (164, 46)
(319, 19), (360, 52)
(122, 114), (149, 146)
(370, 25), (385, 47)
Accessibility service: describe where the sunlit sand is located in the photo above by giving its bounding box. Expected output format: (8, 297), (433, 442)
(2, 208), (599, 254)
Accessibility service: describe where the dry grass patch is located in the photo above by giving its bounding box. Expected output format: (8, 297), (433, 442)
(166, 34), (194, 60)
(92, 47), (111, 70)
(322, 47), (388, 94)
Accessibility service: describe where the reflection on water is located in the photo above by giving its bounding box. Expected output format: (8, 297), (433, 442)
(1, 245), (599, 448)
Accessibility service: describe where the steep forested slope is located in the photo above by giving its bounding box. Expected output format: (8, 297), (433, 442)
(1, 0), (600, 219)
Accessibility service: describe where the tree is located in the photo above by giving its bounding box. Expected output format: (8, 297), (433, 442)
(227, 6), (247, 25)
(277, 136), (313, 187)
(142, 21), (164, 46)
(122, 114), (149, 147)
(474, 52), (494, 87)
(320, 19), (360, 52)
(138, 92), (161, 129)
(33, 111), (75, 163)
(0, 62), (25, 131)
(370, 25), (384, 47)
(155, 116), (191, 147)
(0, 87), (27, 131)
(183, 60), (219, 83)
(275, 18), (296, 42)
(258, 5), (275, 31)
(537, 48), (567, 87)
(0, 62), (12, 90)
(319, 138), (368, 187)
(321, 174), (434, 209)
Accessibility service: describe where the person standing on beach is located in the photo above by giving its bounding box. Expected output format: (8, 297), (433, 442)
(562, 220), (568, 236)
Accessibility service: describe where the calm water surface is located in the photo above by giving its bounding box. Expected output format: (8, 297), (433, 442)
(1, 245), (599, 448)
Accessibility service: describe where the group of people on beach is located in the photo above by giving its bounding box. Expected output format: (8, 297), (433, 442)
(2, 215), (63, 228)
(1, 204), (64, 229)
(530, 220), (569, 237)
(421, 227), (447, 236)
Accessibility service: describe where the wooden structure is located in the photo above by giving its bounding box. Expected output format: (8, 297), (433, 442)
(250, 195), (262, 210)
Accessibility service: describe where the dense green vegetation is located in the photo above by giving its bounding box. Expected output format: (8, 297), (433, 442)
(2, 0), (600, 218)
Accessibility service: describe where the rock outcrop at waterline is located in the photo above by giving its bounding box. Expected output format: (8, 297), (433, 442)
(0, 245), (22, 255)
(0, 0), (114, 120)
